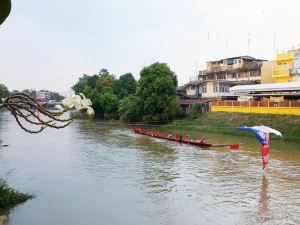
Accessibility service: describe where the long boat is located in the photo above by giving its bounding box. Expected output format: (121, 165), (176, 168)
(133, 128), (239, 149)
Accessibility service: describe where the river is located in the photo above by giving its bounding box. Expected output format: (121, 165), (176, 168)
(0, 111), (299, 225)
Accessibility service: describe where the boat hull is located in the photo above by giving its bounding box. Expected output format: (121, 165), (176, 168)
(133, 128), (213, 147)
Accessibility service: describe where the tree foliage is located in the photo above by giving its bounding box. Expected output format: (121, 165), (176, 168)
(0, 84), (9, 101)
(136, 62), (178, 121)
(118, 95), (141, 122)
(190, 103), (204, 119)
(114, 73), (137, 99)
(72, 64), (183, 121)
(72, 69), (120, 119)
(0, 0), (11, 25)
(100, 91), (119, 120)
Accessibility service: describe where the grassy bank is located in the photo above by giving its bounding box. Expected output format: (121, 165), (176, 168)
(164, 112), (300, 141)
(0, 179), (34, 211)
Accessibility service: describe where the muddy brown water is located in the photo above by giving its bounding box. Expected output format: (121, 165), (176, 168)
(0, 111), (299, 225)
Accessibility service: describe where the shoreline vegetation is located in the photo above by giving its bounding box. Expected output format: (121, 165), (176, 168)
(163, 112), (300, 141)
(0, 179), (34, 213)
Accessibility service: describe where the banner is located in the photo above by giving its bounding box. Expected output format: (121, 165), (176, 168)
(261, 132), (270, 169)
(237, 126), (281, 169)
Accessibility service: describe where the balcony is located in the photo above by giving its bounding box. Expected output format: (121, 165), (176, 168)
(289, 67), (300, 76)
(206, 63), (260, 74)
(276, 51), (293, 62)
(272, 68), (290, 78)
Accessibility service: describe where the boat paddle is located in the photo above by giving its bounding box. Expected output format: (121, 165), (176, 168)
(211, 144), (240, 150)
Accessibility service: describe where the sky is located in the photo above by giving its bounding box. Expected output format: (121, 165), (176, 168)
(1, 0), (300, 92)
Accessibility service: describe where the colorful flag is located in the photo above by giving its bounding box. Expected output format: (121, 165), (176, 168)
(237, 126), (282, 169)
(261, 132), (270, 170)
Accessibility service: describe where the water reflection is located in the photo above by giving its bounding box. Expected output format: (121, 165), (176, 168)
(258, 175), (270, 223)
(1, 112), (300, 225)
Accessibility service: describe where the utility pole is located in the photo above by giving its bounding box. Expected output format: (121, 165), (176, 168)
(225, 37), (228, 58)
(207, 32), (210, 61)
(261, 10), (265, 59)
(195, 60), (198, 78)
(273, 30), (276, 59)
(247, 32), (251, 55)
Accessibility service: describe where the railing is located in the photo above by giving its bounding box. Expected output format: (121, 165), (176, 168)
(272, 68), (289, 76)
(289, 68), (300, 76)
(206, 63), (260, 74)
(212, 100), (300, 108)
(212, 101), (300, 108)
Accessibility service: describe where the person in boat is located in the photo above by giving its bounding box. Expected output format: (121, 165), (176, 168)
(167, 132), (172, 138)
(198, 136), (206, 144)
(150, 130), (154, 137)
(179, 134), (183, 141)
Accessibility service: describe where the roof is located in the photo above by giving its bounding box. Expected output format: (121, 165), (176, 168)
(176, 86), (186, 91)
(178, 99), (209, 105)
(229, 82), (300, 93)
(207, 56), (265, 63)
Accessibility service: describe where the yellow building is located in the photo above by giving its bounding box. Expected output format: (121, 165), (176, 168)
(272, 49), (294, 83)
(261, 61), (276, 84)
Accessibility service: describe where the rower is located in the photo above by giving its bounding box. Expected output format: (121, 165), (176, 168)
(167, 132), (172, 138)
(199, 136), (206, 144)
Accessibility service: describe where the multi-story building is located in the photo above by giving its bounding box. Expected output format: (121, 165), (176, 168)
(184, 56), (264, 98)
(272, 47), (300, 83)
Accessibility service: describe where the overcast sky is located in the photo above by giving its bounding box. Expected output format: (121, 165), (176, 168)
(1, 0), (300, 92)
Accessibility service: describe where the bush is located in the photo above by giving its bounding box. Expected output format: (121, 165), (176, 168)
(190, 103), (204, 119)
(0, 179), (34, 210)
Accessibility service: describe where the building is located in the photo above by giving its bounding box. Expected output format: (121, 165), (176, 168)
(261, 61), (276, 84)
(272, 47), (300, 83)
(184, 56), (265, 98)
(36, 91), (51, 102)
(211, 82), (300, 115)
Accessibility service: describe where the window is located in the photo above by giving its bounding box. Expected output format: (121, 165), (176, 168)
(213, 83), (218, 92)
(227, 59), (234, 65)
(227, 73), (238, 79)
(218, 74), (225, 80)
(202, 84), (207, 93)
(250, 71), (260, 77)
(219, 84), (230, 92)
(238, 72), (248, 78)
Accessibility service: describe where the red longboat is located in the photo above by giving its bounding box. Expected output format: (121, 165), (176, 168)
(133, 128), (239, 149)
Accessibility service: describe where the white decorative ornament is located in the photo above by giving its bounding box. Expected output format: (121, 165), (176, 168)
(62, 89), (81, 110)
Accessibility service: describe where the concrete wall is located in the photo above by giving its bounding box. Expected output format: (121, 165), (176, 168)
(261, 61), (276, 84)
(202, 81), (218, 98)
(186, 85), (196, 96)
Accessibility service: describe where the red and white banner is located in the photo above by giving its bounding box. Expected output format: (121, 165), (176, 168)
(261, 132), (270, 170)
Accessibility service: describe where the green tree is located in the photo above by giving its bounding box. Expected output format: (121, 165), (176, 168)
(163, 99), (183, 120)
(22, 89), (36, 99)
(136, 62), (178, 121)
(0, 0), (11, 25)
(190, 103), (204, 119)
(100, 87), (119, 120)
(0, 84), (9, 101)
(96, 74), (115, 92)
(73, 74), (99, 93)
(118, 94), (141, 122)
(114, 73), (137, 99)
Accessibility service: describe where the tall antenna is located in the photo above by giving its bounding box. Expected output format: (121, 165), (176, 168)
(225, 37), (228, 58)
(207, 32), (210, 61)
(247, 32), (251, 55)
(273, 30), (276, 59)
(261, 10), (265, 59)
(195, 60), (198, 77)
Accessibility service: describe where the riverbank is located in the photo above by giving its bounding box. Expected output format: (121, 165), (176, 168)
(0, 179), (34, 212)
(164, 112), (300, 141)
